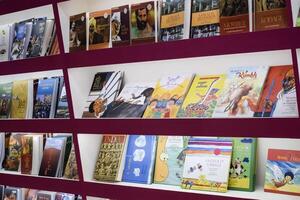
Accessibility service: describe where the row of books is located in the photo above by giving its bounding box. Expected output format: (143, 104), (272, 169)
(0, 186), (81, 200)
(93, 134), (300, 196)
(69, 0), (290, 52)
(0, 18), (59, 62)
(0, 133), (78, 180)
(0, 76), (69, 119)
(82, 65), (298, 119)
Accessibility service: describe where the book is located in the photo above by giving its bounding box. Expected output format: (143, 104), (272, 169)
(154, 136), (189, 185)
(21, 135), (33, 174)
(190, 0), (220, 38)
(0, 133), (4, 169)
(55, 193), (75, 200)
(131, 1), (156, 45)
(55, 82), (69, 118)
(89, 10), (111, 50)
(143, 74), (194, 118)
(41, 19), (55, 56)
(82, 71), (123, 118)
(69, 13), (87, 52)
(63, 144), (79, 180)
(177, 74), (226, 118)
(254, 65), (298, 117)
(213, 66), (268, 118)
(254, 0), (289, 31)
(4, 134), (22, 171)
(0, 82), (13, 118)
(297, 8), (300, 27)
(25, 189), (38, 200)
(264, 149), (300, 196)
(159, 0), (185, 42)
(36, 191), (55, 200)
(102, 82), (155, 118)
(4, 188), (19, 200)
(220, 0), (249, 35)
(122, 135), (157, 184)
(0, 24), (10, 62)
(111, 5), (131, 47)
(2, 133), (11, 169)
(94, 135), (128, 182)
(181, 138), (233, 192)
(0, 185), (4, 200)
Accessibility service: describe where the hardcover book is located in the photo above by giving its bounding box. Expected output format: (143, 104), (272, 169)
(159, 0), (185, 42)
(21, 135), (33, 174)
(0, 82), (13, 118)
(213, 66), (268, 118)
(131, 1), (156, 45)
(94, 135), (128, 182)
(264, 149), (300, 196)
(55, 83), (69, 118)
(89, 10), (111, 50)
(181, 138), (232, 192)
(219, 0), (249, 35)
(111, 5), (131, 47)
(69, 13), (87, 52)
(154, 136), (189, 185)
(102, 82), (155, 118)
(254, 65), (298, 118)
(190, 0), (220, 38)
(63, 144), (79, 180)
(0, 24), (10, 62)
(5, 134), (22, 171)
(177, 74), (226, 118)
(143, 74), (194, 118)
(11, 80), (30, 119)
(122, 135), (157, 184)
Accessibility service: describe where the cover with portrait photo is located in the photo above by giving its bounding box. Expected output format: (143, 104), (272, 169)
(131, 1), (156, 45)
(69, 13), (86, 52)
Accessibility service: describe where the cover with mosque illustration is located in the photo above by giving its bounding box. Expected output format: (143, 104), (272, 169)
(122, 135), (157, 184)
(264, 149), (300, 196)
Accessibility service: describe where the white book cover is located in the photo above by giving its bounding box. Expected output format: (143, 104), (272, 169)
(31, 135), (43, 175)
(0, 24), (10, 62)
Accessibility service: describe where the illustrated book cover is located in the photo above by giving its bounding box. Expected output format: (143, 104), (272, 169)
(20, 135), (33, 174)
(0, 82), (13, 119)
(55, 82), (69, 118)
(69, 13), (87, 52)
(4, 134), (22, 171)
(11, 80), (32, 119)
(63, 144), (79, 180)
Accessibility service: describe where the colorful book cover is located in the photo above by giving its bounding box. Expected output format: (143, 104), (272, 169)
(177, 74), (226, 118)
(82, 71), (123, 118)
(297, 8), (300, 27)
(4, 188), (18, 200)
(143, 74), (194, 118)
(63, 144), (78, 180)
(213, 66), (268, 118)
(181, 138), (232, 192)
(94, 135), (128, 182)
(55, 83), (69, 118)
(122, 135), (157, 184)
(5, 134), (22, 171)
(103, 82), (155, 118)
(159, 0), (185, 42)
(2, 133), (11, 169)
(21, 135), (33, 174)
(89, 10), (111, 50)
(0, 24), (10, 62)
(190, 0), (220, 38)
(154, 136), (189, 185)
(220, 0), (249, 35)
(111, 5), (131, 47)
(254, 0), (289, 31)
(11, 80), (29, 119)
(131, 1), (156, 45)
(69, 13), (87, 52)
(264, 149), (300, 196)
(254, 65), (298, 118)
(228, 138), (257, 191)
(0, 82), (13, 118)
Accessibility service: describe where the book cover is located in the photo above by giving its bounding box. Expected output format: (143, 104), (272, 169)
(94, 135), (128, 182)
(69, 13), (87, 52)
(213, 66), (268, 118)
(131, 1), (156, 45)
(0, 185), (4, 200)
(159, 0), (185, 42)
(122, 135), (157, 184)
(254, 65), (298, 118)
(4, 188), (18, 200)
(0, 82), (13, 118)
(11, 80), (29, 119)
(143, 74), (194, 118)
(21, 135), (33, 174)
(111, 5), (131, 47)
(89, 10), (111, 50)
(63, 144), (78, 180)
(190, 0), (220, 38)
(297, 8), (300, 27)
(5, 134), (22, 171)
(41, 19), (55, 56)
(36, 192), (54, 200)
(2, 133), (11, 169)
(220, 0), (249, 35)
(0, 133), (4, 168)
(102, 82), (155, 118)
(181, 138), (232, 192)
(154, 136), (189, 185)
(177, 74), (226, 118)
(228, 138), (257, 191)
(25, 189), (38, 200)
(254, 0), (289, 31)
(264, 149), (300, 196)
(0, 24), (10, 62)
(55, 83), (69, 118)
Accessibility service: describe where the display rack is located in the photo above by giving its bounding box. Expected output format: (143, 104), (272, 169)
(0, 0), (300, 200)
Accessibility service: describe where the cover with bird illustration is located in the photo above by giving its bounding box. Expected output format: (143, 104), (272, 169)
(264, 149), (300, 196)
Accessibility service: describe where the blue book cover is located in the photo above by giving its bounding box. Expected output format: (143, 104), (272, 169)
(122, 135), (157, 184)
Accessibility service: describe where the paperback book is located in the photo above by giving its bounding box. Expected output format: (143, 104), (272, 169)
(69, 13), (87, 52)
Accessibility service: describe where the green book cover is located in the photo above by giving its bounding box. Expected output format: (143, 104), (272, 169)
(0, 82), (13, 118)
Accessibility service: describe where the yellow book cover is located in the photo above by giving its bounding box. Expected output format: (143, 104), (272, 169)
(11, 80), (28, 119)
(177, 74), (226, 118)
(143, 74), (194, 118)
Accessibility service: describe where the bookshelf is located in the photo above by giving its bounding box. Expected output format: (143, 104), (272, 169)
(0, 0), (300, 200)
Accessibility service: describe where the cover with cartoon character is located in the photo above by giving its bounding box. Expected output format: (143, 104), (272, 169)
(143, 73), (194, 118)
(264, 149), (300, 196)
(154, 136), (189, 185)
(122, 135), (157, 184)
